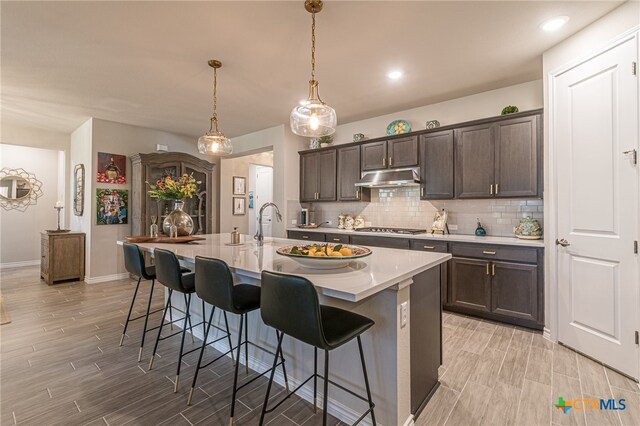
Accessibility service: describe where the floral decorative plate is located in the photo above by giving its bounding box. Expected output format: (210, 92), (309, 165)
(277, 243), (372, 269)
(386, 120), (411, 135)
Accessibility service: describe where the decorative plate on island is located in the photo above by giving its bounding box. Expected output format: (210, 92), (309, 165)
(386, 119), (411, 135)
(277, 243), (372, 270)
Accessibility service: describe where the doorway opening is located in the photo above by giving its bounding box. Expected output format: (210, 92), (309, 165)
(248, 164), (274, 237)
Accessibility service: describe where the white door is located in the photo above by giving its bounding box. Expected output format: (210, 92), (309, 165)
(554, 35), (639, 379)
(255, 165), (274, 237)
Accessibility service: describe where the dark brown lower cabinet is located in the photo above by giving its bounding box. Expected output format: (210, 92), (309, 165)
(449, 257), (492, 312)
(491, 261), (538, 322)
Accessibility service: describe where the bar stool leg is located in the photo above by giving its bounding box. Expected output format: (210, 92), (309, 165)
(244, 313), (249, 374)
(223, 311), (235, 365)
(323, 349), (329, 426)
(277, 331), (290, 394)
(184, 293), (195, 344)
(138, 279), (156, 362)
(201, 299), (207, 339)
(120, 277), (142, 346)
(148, 293), (171, 370)
(168, 297), (174, 330)
(259, 331), (284, 426)
(230, 314), (244, 425)
(313, 346), (318, 413)
(188, 305), (215, 405)
(357, 336), (376, 425)
(175, 293), (192, 393)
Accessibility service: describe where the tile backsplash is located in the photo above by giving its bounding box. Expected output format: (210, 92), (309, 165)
(297, 187), (543, 238)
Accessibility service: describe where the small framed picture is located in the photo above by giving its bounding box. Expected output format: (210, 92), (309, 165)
(233, 197), (246, 215)
(431, 209), (449, 234)
(233, 176), (246, 195)
(248, 191), (254, 209)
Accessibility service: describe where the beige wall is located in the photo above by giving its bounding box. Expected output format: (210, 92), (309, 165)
(85, 118), (215, 280)
(541, 2), (639, 333)
(0, 144), (65, 266)
(331, 80), (543, 144)
(220, 151), (273, 234)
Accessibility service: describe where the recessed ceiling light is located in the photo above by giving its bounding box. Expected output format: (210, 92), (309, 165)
(540, 16), (569, 32)
(387, 70), (403, 80)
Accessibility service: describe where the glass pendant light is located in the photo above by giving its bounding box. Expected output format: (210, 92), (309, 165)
(290, 0), (337, 137)
(198, 60), (233, 155)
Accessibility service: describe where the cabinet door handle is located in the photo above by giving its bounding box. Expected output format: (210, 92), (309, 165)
(423, 245), (435, 250)
(495, 183), (499, 194)
(356, 189), (360, 199)
(486, 263), (490, 275)
(421, 186), (424, 197)
(482, 250), (496, 255)
(333, 238), (341, 242)
(382, 157), (386, 167)
(389, 157), (393, 167)
(491, 263), (496, 276)
(490, 184), (494, 195)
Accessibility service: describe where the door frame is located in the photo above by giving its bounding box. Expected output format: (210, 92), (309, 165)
(546, 27), (640, 374)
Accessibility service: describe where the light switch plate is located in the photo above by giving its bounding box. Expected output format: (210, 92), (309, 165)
(291, 220), (297, 225)
(448, 224), (458, 231)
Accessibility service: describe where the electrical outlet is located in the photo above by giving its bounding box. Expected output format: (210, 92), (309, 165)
(291, 220), (297, 225)
(326, 220), (333, 225)
(400, 302), (408, 328)
(448, 224), (458, 231)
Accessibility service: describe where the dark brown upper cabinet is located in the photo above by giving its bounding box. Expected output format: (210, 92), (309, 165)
(337, 145), (369, 202)
(455, 114), (541, 199)
(300, 150), (337, 202)
(419, 130), (454, 200)
(494, 115), (540, 198)
(454, 123), (495, 198)
(361, 136), (418, 171)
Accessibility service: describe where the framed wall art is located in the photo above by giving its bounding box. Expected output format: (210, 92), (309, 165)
(431, 209), (449, 235)
(96, 188), (128, 225)
(248, 191), (254, 209)
(97, 152), (126, 184)
(233, 197), (246, 215)
(232, 176), (246, 195)
(73, 164), (85, 216)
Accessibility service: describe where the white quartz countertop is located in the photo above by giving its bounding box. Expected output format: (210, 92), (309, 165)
(287, 227), (544, 248)
(120, 234), (451, 302)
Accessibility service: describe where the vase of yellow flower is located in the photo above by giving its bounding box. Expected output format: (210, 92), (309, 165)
(146, 174), (200, 237)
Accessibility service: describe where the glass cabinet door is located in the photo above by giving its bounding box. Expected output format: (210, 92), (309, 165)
(147, 164), (178, 235)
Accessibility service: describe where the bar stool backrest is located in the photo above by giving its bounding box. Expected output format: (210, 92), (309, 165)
(123, 242), (151, 279)
(154, 248), (188, 292)
(260, 271), (326, 349)
(194, 256), (236, 313)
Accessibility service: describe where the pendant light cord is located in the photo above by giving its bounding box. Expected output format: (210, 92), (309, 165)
(311, 11), (316, 82)
(210, 66), (219, 132)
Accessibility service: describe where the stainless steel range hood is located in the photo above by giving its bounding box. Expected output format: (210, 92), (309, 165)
(354, 168), (420, 188)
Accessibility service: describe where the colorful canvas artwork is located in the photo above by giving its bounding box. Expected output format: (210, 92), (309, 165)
(96, 189), (128, 225)
(97, 152), (126, 184)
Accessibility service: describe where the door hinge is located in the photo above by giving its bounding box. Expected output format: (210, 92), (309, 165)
(634, 240), (638, 254)
(635, 330), (639, 345)
(633, 62), (637, 76)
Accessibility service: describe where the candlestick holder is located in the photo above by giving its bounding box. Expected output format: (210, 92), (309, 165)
(47, 206), (70, 234)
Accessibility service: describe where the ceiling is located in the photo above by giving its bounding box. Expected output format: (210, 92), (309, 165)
(1, 1), (623, 139)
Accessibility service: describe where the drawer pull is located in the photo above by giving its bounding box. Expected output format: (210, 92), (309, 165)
(333, 238), (341, 242)
(302, 236), (309, 239)
(483, 250), (496, 255)
(423, 245), (435, 250)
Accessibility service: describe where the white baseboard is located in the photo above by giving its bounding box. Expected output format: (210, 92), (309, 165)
(0, 260), (40, 270)
(543, 327), (554, 342)
(402, 415), (416, 426)
(182, 317), (378, 426)
(84, 273), (131, 284)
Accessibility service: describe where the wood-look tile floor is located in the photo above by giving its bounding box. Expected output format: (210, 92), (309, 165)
(416, 312), (640, 426)
(2, 266), (638, 426)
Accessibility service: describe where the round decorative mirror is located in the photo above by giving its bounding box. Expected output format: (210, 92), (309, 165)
(0, 168), (43, 211)
(0, 176), (33, 200)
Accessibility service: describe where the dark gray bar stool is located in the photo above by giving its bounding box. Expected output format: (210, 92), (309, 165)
(149, 248), (204, 393)
(121, 242), (176, 362)
(189, 256), (289, 426)
(259, 271), (376, 426)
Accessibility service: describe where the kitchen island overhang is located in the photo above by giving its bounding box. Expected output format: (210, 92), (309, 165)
(118, 234), (450, 426)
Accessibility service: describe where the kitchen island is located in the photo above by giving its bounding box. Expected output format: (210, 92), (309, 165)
(122, 234), (451, 426)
